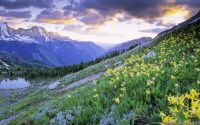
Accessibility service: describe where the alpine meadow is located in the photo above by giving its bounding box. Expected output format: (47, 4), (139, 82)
(0, 0), (199, 125)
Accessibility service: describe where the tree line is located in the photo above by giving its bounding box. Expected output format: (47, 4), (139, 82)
(2, 44), (140, 79)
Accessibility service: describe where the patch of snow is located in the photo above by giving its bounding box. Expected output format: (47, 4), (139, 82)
(0, 23), (70, 43)
(14, 35), (38, 43)
(2, 62), (9, 67)
(38, 28), (50, 42)
(0, 37), (13, 41)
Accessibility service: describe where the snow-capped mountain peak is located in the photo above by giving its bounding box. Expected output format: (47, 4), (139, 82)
(0, 22), (8, 28)
(30, 26), (50, 41)
(0, 22), (10, 39)
(0, 22), (70, 43)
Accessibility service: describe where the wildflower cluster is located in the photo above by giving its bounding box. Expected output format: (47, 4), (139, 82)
(161, 89), (200, 124)
(93, 88), (99, 98)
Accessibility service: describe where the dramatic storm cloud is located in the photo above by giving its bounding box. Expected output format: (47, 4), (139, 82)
(35, 9), (76, 24)
(37, 10), (64, 20)
(0, 0), (199, 44)
(0, 0), (54, 9)
(63, 0), (200, 25)
(0, 10), (31, 18)
(177, 0), (200, 8)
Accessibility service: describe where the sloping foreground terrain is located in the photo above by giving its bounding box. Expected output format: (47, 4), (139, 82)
(2, 11), (200, 125)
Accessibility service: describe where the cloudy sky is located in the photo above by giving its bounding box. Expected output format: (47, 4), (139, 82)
(0, 0), (199, 45)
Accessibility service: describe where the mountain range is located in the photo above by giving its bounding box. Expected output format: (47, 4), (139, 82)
(0, 22), (155, 67)
(0, 23), (105, 66)
(107, 37), (152, 53)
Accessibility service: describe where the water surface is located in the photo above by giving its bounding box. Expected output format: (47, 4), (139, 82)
(0, 78), (30, 89)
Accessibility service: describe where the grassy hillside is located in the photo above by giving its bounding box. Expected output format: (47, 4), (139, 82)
(6, 13), (200, 125)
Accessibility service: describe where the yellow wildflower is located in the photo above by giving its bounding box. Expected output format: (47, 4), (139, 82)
(195, 68), (200, 72)
(191, 100), (200, 117)
(169, 107), (179, 113)
(179, 95), (185, 106)
(121, 82), (126, 86)
(191, 106), (200, 118)
(183, 112), (190, 119)
(197, 80), (200, 85)
(109, 81), (113, 85)
(160, 112), (166, 118)
(93, 94), (99, 98)
(175, 83), (179, 87)
(67, 95), (72, 98)
(147, 80), (154, 86)
(146, 90), (151, 95)
(162, 116), (176, 123)
(161, 89), (200, 123)
(186, 89), (199, 100)
(171, 61), (177, 67)
(113, 97), (120, 104)
(171, 75), (176, 80)
(93, 80), (97, 84)
(93, 88), (97, 92)
(168, 96), (178, 105)
(155, 67), (161, 72)
(191, 100), (199, 109)
(119, 94), (123, 97)
(196, 48), (200, 53)
(120, 87), (126, 91)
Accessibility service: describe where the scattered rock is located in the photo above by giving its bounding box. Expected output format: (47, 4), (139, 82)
(104, 64), (110, 68)
(144, 51), (156, 58)
(48, 81), (60, 90)
(114, 61), (122, 66)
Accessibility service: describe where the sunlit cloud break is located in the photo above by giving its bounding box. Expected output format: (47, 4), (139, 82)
(0, 0), (199, 44)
